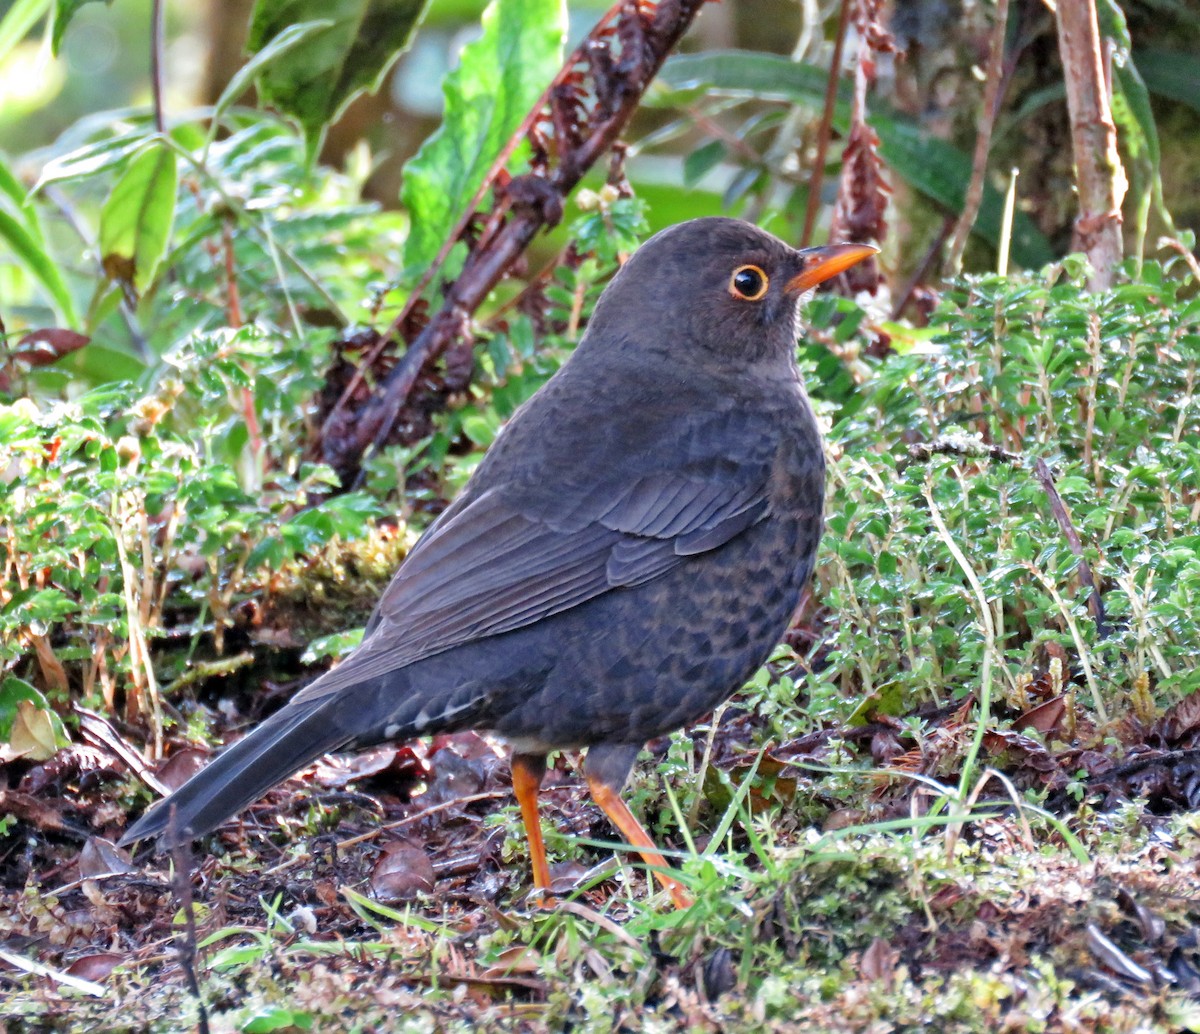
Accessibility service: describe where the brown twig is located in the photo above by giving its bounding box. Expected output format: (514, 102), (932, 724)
(261, 783), (577, 877)
(801, 0), (851, 249)
(900, 434), (1021, 473)
(1034, 457), (1110, 639)
(321, 0), (708, 486)
(168, 811), (211, 1034)
(944, 0), (1011, 275)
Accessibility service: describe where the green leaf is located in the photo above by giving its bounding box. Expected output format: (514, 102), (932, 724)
(0, 208), (78, 325)
(1134, 48), (1200, 114)
(660, 50), (834, 108)
(302, 628), (364, 664)
(211, 18), (334, 133)
(51, 0), (112, 54)
(0, 154), (38, 236)
(683, 140), (725, 187)
(0, 677), (68, 759)
(0, 0), (51, 68)
(242, 1009), (314, 1034)
(98, 142), (178, 294)
(400, 0), (566, 278)
(1099, 0), (1170, 259)
(247, 0), (433, 158)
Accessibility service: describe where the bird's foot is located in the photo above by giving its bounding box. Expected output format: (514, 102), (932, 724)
(657, 873), (693, 911)
(526, 887), (557, 910)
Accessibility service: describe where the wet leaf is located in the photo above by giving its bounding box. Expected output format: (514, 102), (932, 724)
(1153, 693), (1200, 747)
(860, 937), (898, 985)
(12, 328), (90, 367)
(479, 945), (541, 979)
(1013, 695), (1067, 736)
(8, 699), (66, 761)
(846, 682), (906, 726)
(0, 789), (68, 831)
(155, 747), (210, 791)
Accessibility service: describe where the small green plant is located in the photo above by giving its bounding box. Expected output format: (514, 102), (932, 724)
(806, 251), (1200, 731)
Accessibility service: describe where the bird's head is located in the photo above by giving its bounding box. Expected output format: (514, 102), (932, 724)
(582, 217), (877, 369)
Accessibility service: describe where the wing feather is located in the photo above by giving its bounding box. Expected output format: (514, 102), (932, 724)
(295, 411), (785, 703)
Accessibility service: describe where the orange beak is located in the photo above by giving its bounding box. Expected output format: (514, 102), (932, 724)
(785, 243), (879, 294)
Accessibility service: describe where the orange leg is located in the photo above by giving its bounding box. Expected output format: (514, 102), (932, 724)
(585, 775), (693, 910)
(510, 753), (551, 902)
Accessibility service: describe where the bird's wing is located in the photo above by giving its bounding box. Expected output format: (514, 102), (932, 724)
(294, 429), (777, 701)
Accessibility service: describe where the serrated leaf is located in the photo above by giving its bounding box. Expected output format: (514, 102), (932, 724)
(98, 143), (178, 294)
(51, 0), (112, 54)
(35, 130), (155, 191)
(400, 0), (565, 279)
(247, 0), (432, 158)
(211, 18), (333, 132)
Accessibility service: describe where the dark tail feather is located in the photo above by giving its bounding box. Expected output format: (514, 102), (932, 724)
(119, 696), (357, 849)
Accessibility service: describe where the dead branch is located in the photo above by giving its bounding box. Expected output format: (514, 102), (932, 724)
(827, 0), (894, 294)
(800, 0), (851, 249)
(900, 433), (1021, 471)
(318, 0), (708, 486)
(944, 0), (1011, 276)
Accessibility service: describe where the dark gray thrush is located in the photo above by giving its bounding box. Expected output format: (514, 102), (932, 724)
(121, 217), (876, 909)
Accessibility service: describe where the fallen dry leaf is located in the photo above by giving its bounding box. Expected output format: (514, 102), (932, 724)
(77, 837), (134, 880)
(371, 840), (435, 902)
(64, 953), (122, 983)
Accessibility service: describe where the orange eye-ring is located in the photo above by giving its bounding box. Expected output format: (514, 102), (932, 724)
(729, 264), (769, 301)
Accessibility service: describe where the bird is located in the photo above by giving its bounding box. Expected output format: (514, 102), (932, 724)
(120, 218), (876, 909)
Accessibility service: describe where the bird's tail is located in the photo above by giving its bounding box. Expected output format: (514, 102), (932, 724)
(119, 693), (361, 849)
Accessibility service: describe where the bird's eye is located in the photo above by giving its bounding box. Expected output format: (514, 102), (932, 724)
(729, 264), (768, 301)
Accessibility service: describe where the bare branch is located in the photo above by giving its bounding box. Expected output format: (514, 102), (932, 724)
(944, 0), (1011, 276)
(1055, 0), (1127, 290)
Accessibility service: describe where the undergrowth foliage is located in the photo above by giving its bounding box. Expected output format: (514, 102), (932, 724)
(0, 186), (645, 763)
(811, 254), (1200, 726)
(0, 330), (385, 754)
(3, 0), (1200, 1027)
